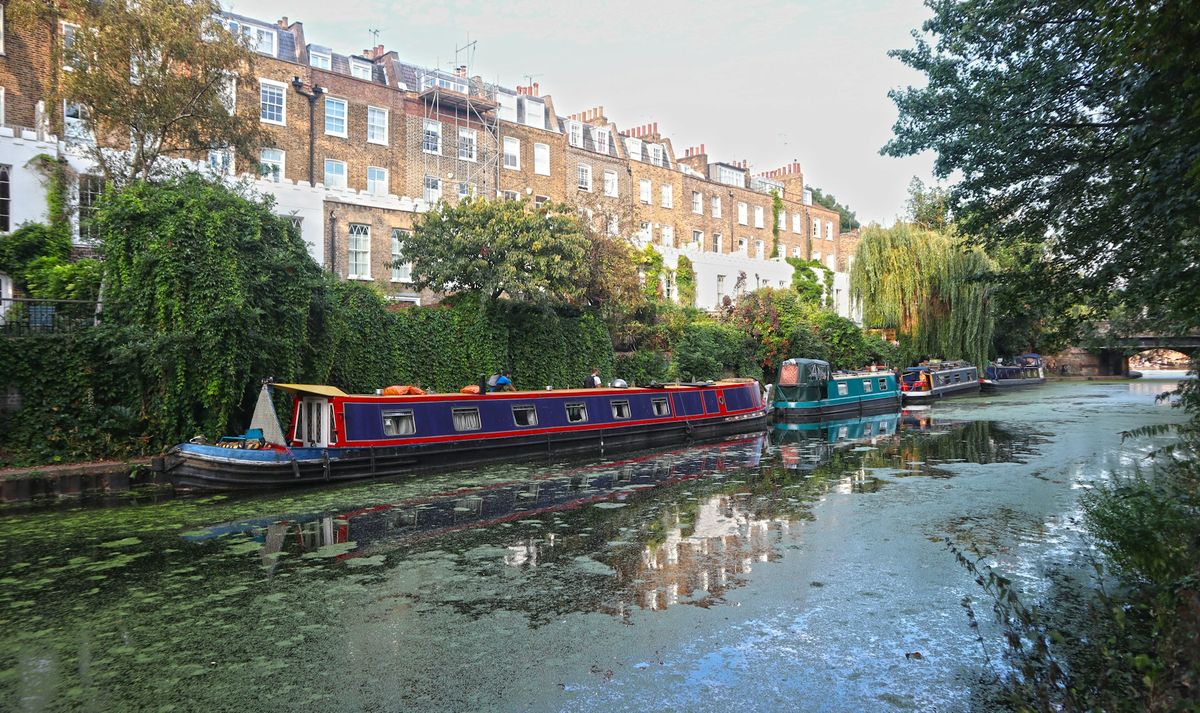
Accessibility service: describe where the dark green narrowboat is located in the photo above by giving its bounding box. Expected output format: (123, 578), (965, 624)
(770, 358), (901, 422)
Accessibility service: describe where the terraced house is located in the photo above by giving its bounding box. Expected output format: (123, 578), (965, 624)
(0, 8), (857, 316)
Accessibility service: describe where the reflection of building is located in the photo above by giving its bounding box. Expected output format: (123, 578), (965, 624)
(630, 495), (791, 611)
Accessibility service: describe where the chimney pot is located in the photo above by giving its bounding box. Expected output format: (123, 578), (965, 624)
(532, 82), (539, 96)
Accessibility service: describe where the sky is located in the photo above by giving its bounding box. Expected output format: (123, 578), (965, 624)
(226, 0), (937, 225)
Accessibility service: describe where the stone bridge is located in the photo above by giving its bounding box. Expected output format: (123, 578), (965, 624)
(1051, 326), (1200, 377)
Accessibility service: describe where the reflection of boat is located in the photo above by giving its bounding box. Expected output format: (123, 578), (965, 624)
(770, 358), (901, 421)
(981, 353), (1046, 391)
(900, 361), (980, 402)
(771, 413), (900, 470)
(183, 434), (769, 554)
(163, 379), (768, 490)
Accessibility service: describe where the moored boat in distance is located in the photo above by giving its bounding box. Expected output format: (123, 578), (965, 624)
(981, 353), (1046, 391)
(770, 358), (901, 421)
(161, 379), (769, 490)
(900, 360), (981, 403)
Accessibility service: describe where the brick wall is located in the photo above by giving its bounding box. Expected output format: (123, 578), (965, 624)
(326, 197), (432, 301)
(0, 13), (54, 131)
(498, 120), (566, 203)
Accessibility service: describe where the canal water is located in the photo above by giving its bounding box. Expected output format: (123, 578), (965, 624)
(0, 375), (1189, 712)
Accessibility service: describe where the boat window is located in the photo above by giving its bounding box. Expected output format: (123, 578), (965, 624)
(565, 402), (587, 423)
(651, 397), (670, 416)
(864, 422), (873, 435)
(381, 409), (415, 436)
(452, 407), (481, 432)
(329, 404), (338, 444)
(836, 382), (848, 396)
(954, 372), (961, 383)
(611, 400), (631, 419)
(512, 405), (538, 427)
(878, 378), (888, 391)
(863, 379), (873, 393)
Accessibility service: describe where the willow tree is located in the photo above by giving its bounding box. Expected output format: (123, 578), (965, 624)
(850, 223), (995, 366)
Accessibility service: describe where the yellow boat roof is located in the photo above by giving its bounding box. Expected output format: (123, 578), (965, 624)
(272, 383), (348, 397)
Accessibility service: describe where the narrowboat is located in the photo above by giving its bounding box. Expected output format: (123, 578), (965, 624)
(771, 412), (900, 471)
(981, 353), (1046, 391)
(900, 360), (980, 403)
(160, 379), (769, 490)
(770, 358), (901, 421)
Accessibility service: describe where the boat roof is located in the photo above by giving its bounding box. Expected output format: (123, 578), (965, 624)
(782, 358), (830, 367)
(1019, 353), (1042, 359)
(273, 383), (349, 397)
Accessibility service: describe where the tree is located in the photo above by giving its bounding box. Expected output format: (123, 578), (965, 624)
(904, 177), (950, 232)
(399, 197), (588, 303)
(809, 186), (861, 231)
(850, 223), (995, 366)
(885, 0), (1200, 333)
(572, 190), (646, 317)
(58, 0), (265, 184)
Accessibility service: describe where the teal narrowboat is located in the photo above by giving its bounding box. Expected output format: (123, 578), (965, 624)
(770, 358), (901, 422)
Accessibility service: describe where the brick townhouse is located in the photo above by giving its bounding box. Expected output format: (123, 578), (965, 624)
(0, 6), (855, 314)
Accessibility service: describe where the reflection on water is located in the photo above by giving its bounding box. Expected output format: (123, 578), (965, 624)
(0, 406), (1091, 710)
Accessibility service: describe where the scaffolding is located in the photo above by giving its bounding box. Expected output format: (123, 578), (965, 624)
(417, 43), (500, 203)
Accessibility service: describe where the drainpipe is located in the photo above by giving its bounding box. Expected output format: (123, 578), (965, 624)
(327, 209), (338, 276)
(290, 77), (325, 185)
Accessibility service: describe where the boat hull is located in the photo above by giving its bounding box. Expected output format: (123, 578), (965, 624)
(901, 380), (981, 403)
(772, 392), (901, 422)
(166, 409), (768, 490)
(980, 377), (1046, 391)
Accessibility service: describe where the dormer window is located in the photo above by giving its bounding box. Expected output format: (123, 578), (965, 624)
(594, 128), (610, 155)
(650, 144), (664, 167)
(310, 51), (331, 70)
(625, 137), (642, 161)
(568, 121), (582, 148)
(351, 60), (373, 81)
(225, 19), (275, 56)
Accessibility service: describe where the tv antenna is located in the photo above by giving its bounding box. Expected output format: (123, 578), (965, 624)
(456, 35), (477, 71)
(368, 28), (384, 49)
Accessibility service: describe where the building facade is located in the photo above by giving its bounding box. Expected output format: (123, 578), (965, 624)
(0, 8), (857, 316)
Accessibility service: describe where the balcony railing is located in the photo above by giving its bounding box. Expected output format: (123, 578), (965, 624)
(0, 298), (101, 335)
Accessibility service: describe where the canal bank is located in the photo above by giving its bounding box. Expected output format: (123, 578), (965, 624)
(0, 375), (1188, 711)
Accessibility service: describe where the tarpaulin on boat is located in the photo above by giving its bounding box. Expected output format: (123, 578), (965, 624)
(272, 384), (348, 397)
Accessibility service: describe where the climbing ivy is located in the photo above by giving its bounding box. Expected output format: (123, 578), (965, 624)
(785, 257), (831, 305)
(638, 245), (665, 301)
(770, 190), (783, 257)
(675, 254), (696, 307)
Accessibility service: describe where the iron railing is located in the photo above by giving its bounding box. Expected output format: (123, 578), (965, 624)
(0, 297), (101, 335)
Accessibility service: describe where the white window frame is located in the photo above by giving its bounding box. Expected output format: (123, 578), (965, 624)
(755, 239), (765, 260)
(253, 27), (276, 56)
(503, 136), (520, 170)
(350, 59), (373, 81)
(692, 191), (703, 214)
(207, 148), (234, 176)
(692, 229), (704, 250)
(568, 121), (582, 148)
(423, 119), (441, 155)
(577, 163), (592, 192)
(258, 78), (286, 126)
(826, 221), (834, 240)
(309, 51), (331, 70)
(713, 234), (723, 253)
(603, 170), (618, 197)
(259, 148), (284, 183)
(323, 158), (346, 189)
(391, 228), (412, 283)
(594, 128), (610, 154)
(639, 179), (651, 204)
(738, 202), (748, 225)
(423, 175), (441, 203)
(534, 142), (550, 175)
(793, 213), (802, 233)
(812, 217), (821, 239)
(0, 6), (5, 56)
(661, 225), (674, 248)
(777, 210), (786, 230)
(712, 195), (722, 218)
(347, 223), (371, 279)
(459, 127), (478, 161)
(660, 184), (673, 209)
(367, 106), (389, 145)
(324, 96), (347, 137)
(0, 87), (5, 125)
(650, 144), (664, 167)
(754, 205), (764, 228)
(367, 166), (389, 196)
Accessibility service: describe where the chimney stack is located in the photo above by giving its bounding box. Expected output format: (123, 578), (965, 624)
(455, 65), (467, 78)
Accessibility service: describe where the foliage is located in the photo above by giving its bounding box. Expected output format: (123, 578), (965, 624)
(573, 189), (646, 321)
(785, 257), (828, 305)
(809, 186), (861, 231)
(99, 174), (323, 443)
(637, 245), (666, 302)
(862, 333), (901, 368)
(850, 223), (995, 366)
(614, 350), (670, 386)
(727, 288), (824, 381)
(675, 255), (696, 307)
(904, 177), (950, 232)
(57, 0), (266, 184)
(401, 198), (587, 303)
(0, 223), (71, 291)
(885, 0), (1200, 334)
(814, 312), (870, 371)
(670, 322), (756, 382)
(770, 190), (783, 257)
(23, 256), (103, 300)
(988, 238), (1087, 357)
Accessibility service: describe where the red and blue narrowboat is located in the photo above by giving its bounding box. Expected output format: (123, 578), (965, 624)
(162, 380), (769, 490)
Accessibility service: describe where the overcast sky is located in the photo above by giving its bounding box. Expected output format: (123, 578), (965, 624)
(227, 0), (936, 225)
